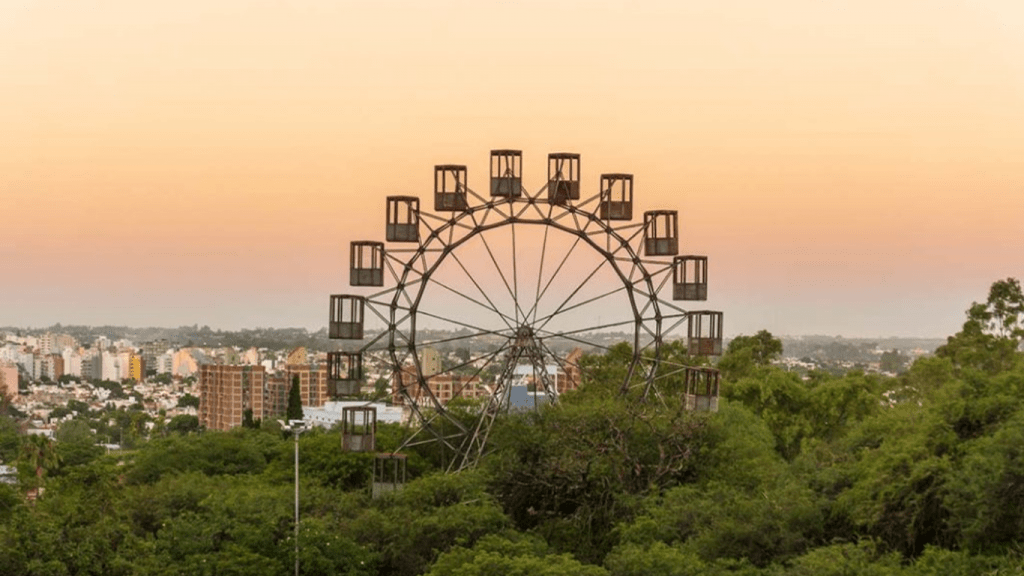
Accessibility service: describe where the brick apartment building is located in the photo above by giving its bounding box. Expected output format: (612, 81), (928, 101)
(198, 363), (329, 431)
(392, 369), (487, 406)
(198, 364), (266, 431)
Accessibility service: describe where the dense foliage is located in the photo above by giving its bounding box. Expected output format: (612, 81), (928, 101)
(2, 280), (1023, 574)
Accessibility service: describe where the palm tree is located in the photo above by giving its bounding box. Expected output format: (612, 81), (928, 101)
(19, 434), (61, 497)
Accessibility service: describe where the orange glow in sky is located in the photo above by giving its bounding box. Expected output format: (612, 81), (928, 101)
(2, 1), (1022, 337)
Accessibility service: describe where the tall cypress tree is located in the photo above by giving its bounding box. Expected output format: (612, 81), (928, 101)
(286, 374), (304, 421)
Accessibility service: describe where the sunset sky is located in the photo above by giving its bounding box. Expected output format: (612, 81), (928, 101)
(2, 0), (1022, 338)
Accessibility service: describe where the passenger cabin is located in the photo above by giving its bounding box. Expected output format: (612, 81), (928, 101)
(547, 152), (580, 205)
(328, 295), (365, 340)
(684, 367), (720, 412)
(687, 311), (723, 356)
(490, 150), (523, 198)
(386, 196), (419, 242)
(673, 255), (708, 301)
(599, 174), (633, 220)
(373, 453), (407, 498)
(350, 241), (384, 287)
(644, 210), (679, 256)
(434, 164), (468, 212)
(341, 406), (377, 452)
(327, 351), (362, 396)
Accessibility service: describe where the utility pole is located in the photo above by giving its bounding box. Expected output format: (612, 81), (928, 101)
(280, 419), (307, 576)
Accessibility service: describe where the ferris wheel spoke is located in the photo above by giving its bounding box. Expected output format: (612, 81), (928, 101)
(659, 312), (690, 338)
(476, 224), (529, 324)
(446, 250), (517, 334)
(359, 280), (400, 301)
(445, 341), (513, 402)
(383, 307), (416, 347)
(536, 316), (639, 341)
(417, 328), (514, 350)
(532, 255), (614, 335)
(414, 308), (511, 338)
(397, 370), (469, 432)
(649, 360), (694, 382)
(533, 283), (632, 331)
(419, 209), (455, 228)
(360, 299), (398, 338)
(381, 254), (414, 303)
(463, 185), (489, 206)
(425, 273), (518, 328)
(575, 191), (601, 210)
(353, 325), (391, 353)
(401, 429), (468, 449)
(647, 262), (675, 297)
(534, 339), (583, 384)
(535, 329), (624, 355)
(511, 217), (521, 324)
(397, 402), (467, 451)
(526, 234), (584, 326)
(532, 220), (552, 326)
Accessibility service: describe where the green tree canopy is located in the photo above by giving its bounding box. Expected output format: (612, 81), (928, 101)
(176, 393), (200, 409)
(936, 278), (1024, 374)
(286, 375), (304, 421)
(718, 330), (783, 381)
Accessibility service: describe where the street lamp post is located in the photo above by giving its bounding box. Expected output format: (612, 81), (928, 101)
(280, 419), (307, 576)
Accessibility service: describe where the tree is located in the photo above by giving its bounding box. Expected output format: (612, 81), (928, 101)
(374, 377), (389, 398)
(722, 368), (810, 459)
(242, 408), (258, 429)
(176, 393), (200, 409)
(54, 419), (95, 445)
(976, 278), (1024, 341)
(67, 399), (91, 415)
(18, 434), (61, 492)
(167, 415), (200, 435)
(350, 470), (510, 576)
(426, 532), (608, 576)
(486, 389), (710, 563)
(728, 330), (783, 365)
(151, 372), (173, 385)
(0, 415), (19, 463)
(879, 349), (906, 373)
(54, 420), (103, 468)
(937, 278), (1024, 374)
(286, 375), (303, 421)
(717, 330), (783, 381)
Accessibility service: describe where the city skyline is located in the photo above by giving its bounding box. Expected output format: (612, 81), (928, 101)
(3, 1), (1022, 338)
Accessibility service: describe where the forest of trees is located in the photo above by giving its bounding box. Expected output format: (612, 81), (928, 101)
(1, 279), (1022, 575)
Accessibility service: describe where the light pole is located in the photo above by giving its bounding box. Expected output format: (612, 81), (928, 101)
(279, 419), (307, 576)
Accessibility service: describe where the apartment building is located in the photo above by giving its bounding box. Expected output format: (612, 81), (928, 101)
(198, 364), (266, 431)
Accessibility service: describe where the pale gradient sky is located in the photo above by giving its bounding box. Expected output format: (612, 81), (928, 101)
(2, 0), (1022, 338)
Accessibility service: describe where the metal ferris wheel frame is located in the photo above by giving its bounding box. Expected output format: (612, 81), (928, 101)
(329, 149), (723, 471)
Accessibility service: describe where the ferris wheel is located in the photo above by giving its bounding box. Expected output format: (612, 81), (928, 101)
(328, 149), (723, 471)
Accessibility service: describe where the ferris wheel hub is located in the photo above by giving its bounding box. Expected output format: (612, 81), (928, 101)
(513, 325), (536, 348)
